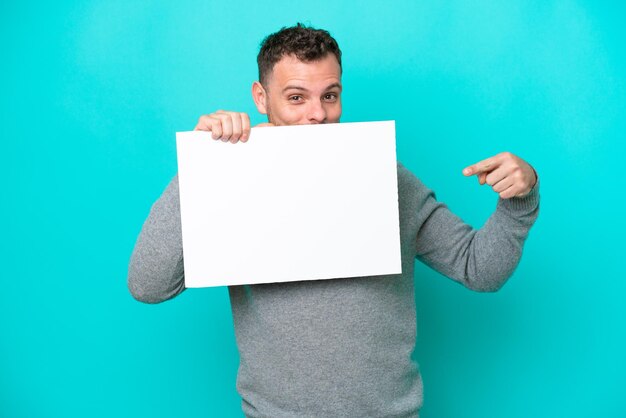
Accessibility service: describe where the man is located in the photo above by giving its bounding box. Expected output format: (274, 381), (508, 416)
(128, 24), (539, 417)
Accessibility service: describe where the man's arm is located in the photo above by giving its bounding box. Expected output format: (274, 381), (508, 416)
(404, 153), (540, 292)
(127, 111), (271, 303)
(128, 175), (185, 303)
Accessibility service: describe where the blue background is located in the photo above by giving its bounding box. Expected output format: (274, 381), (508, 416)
(2, 1), (625, 417)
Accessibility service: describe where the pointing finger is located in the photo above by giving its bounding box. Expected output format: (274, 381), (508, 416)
(463, 156), (500, 176)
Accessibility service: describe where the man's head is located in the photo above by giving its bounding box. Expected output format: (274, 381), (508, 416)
(252, 24), (343, 126)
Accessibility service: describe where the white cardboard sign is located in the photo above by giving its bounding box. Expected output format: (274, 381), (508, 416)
(176, 121), (401, 287)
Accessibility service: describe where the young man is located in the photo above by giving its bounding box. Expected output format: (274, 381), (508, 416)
(128, 24), (539, 417)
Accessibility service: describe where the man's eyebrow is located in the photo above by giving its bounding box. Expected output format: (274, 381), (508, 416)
(281, 83), (343, 94)
(282, 85), (309, 93)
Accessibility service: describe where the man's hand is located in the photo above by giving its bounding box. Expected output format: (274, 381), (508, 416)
(194, 111), (275, 144)
(462, 152), (537, 199)
(194, 110), (251, 143)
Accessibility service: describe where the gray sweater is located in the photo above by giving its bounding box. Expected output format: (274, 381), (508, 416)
(128, 162), (539, 417)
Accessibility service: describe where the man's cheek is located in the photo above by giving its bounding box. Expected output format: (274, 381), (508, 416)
(283, 108), (304, 124)
(329, 105), (342, 122)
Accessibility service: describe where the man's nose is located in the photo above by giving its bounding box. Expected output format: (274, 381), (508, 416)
(306, 100), (327, 124)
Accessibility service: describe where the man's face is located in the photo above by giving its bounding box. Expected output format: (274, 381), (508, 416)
(253, 54), (342, 126)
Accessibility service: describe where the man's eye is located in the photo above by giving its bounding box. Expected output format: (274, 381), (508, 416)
(324, 93), (338, 101)
(289, 95), (303, 102)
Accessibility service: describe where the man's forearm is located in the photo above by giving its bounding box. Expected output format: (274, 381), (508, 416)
(463, 183), (540, 291)
(128, 175), (186, 303)
(414, 176), (540, 292)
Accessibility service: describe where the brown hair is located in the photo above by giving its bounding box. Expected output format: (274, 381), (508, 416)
(257, 23), (342, 86)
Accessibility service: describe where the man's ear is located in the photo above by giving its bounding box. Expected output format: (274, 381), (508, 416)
(252, 81), (268, 115)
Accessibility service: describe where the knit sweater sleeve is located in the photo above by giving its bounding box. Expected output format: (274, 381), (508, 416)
(127, 175), (186, 303)
(399, 163), (540, 292)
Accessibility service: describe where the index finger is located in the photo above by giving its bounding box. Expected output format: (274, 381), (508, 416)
(463, 156), (500, 176)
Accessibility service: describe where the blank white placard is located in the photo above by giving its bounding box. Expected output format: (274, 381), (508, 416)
(176, 120), (401, 287)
